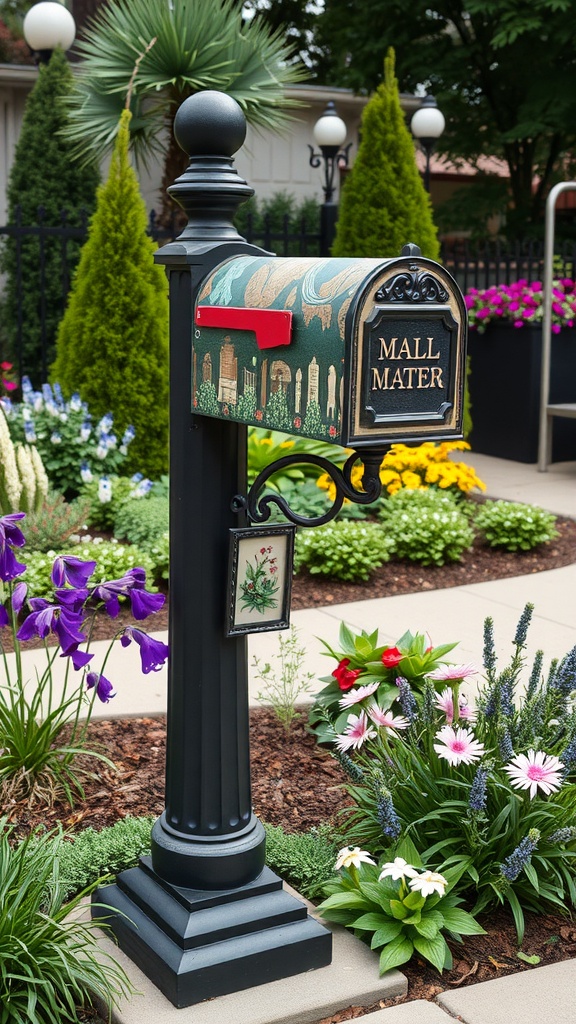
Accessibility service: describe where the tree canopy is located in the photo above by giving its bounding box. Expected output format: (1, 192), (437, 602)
(309, 0), (576, 237)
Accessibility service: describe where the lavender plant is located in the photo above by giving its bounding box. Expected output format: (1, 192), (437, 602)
(3, 377), (136, 498)
(0, 512), (169, 806)
(313, 609), (576, 941)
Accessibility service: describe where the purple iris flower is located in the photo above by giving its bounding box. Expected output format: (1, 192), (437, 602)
(68, 648), (94, 670)
(0, 512), (27, 582)
(0, 605), (8, 628)
(86, 671), (115, 703)
(12, 582), (27, 613)
(91, 567), (164, 620)
(120, 627), (169, 674)
(17, 599), (86, 655)
(55, 588), (89, 613)
(51, 555), (96, 590)
(0, 512), (26, 548)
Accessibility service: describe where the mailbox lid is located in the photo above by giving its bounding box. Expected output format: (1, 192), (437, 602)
(193, 255), (387, 442)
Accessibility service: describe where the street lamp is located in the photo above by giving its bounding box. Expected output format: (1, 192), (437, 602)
(410, 94), (445, 193)
(309, 102), (352, 256)
(23, 1), (76, 64)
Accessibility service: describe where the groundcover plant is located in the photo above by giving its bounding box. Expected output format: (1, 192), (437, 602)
(311, 605), (576, 948)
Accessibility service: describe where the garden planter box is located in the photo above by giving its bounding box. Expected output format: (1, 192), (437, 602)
(467, 323), (576, 463)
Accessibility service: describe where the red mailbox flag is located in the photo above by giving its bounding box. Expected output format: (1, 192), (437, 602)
(195, 306), (293, 349)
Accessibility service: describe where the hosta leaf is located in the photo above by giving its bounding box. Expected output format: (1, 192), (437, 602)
(390, 899), (408, 920)
(319, 892), (368, 912)
(351, 912), (390, 931)
(413, 933), (449, 973)
(413, 916), (440, 940)
(440, 907), (486, 936)
(370, 921), (403, 948)
(379, 935), (414, 974)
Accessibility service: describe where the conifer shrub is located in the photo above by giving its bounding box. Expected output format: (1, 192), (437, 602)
(0, 47), (99, 376)
(51, 109), (169, 481)
(114, 494), (169, 550)
(332, 49), (440, 260)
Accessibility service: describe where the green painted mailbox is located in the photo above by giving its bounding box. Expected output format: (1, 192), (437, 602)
(194, 250), (467, 447)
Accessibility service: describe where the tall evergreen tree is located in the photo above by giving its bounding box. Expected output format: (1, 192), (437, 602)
(51, 109), (169, 481)
(0, 47), (99, 378)
(332, 50), (440, 261)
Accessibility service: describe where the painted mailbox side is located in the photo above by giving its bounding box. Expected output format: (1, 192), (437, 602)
(194, 255), (386, 442)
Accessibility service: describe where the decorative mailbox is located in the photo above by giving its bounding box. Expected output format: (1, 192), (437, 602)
(194, 249), (467, 447)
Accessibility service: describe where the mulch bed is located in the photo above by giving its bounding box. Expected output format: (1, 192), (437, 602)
(5, 517), (576, 1020)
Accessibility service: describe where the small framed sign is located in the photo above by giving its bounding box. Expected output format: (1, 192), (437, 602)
(225, 525), (295, 637)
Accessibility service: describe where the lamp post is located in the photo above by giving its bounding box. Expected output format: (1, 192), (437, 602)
(410, 94), (445, 193)
(309, 101), (351, 256)
(23, 1), (76, 64)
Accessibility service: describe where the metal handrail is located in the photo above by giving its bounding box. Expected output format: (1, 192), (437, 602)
(538, 181), (576, 471)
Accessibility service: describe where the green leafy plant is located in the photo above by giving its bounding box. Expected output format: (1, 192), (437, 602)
(51, 108), (169, 481)
(81, 473), (151, 532)
(294, 521), (393, 582)
(23, 540), (156, 602)
(5, 378), (136, 499)
(146, 530), (170, 584)
(22, 492), (90, 553)
(44, 816), (155, 901)
(263, 823), (341, 900)
(309, 622), (457, 745)
(475, 499), (558, 552)
(247, 427), (349, 491)
(0, 514), (168, 805)
(114, 493), (169, 549)
(316, 608), (576, 941)
(317, 839), (484, 974)
(253, 625), (316, 733)
(332, 49), (439, 260)
(379, 488), (475, 566)
(0, 819), (133, 1024)
(0, 46), (99, 376)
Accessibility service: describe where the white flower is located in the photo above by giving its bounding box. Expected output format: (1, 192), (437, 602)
(334, 711), (377, 753)
(504, 750), (564, 799)
(433, 725), (485, 766)
(378, 857), (419, 882)
(428, 663), (479, 683)
(409, 870), (447, 898)
(334, 846), (376, 871)
(368, 707), (410, 731)
(338, 681), (380, 708)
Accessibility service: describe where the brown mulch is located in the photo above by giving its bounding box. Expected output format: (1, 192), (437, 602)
(5, 518), (576, 1019)
(7, 709), (576, 1016)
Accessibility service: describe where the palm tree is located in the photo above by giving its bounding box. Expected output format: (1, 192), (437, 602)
(63, 0), (307, 225)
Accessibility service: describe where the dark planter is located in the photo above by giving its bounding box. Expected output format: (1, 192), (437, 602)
(467, 322), (576, 463)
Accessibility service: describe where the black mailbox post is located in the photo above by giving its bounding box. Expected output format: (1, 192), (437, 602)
(93, 90), (467, 1009)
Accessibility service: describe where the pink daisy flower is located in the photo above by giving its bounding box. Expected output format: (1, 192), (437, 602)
(428, 663), (479, 683)
(434, 688), (478, 724)
(338, 681), (380, 708)
(334, 711), (377, 753)
(368, 706), (410, 731)
(504, 750), (564, 799)
(433, 725), (485, 766)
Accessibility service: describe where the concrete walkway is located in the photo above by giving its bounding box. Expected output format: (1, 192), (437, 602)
(17, 453), (576, 1024)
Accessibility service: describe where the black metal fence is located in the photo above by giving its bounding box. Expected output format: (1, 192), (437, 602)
(1, 204), (575, 383)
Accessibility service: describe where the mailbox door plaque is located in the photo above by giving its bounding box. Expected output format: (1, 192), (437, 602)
(345, 258), (466, 447)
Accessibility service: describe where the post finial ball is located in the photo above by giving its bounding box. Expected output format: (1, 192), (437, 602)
(174, 91), (247, 158)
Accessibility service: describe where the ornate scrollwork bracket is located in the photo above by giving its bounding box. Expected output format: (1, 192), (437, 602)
(231, 448), (387, 528)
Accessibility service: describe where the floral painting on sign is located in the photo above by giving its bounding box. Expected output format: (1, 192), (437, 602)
(227, 526), (294, 636)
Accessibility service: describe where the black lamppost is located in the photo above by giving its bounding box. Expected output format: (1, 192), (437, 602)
(23, 1), (76, 63)
(309, 102), (351, 256)
(410, 94), (445, 193)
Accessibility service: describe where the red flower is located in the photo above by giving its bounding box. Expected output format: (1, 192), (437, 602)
(294, 416), (301, 428)
(332, 657), (362, 692)
(329, 425), (337, 437)
(0, 362), (13, 371)
(382, 646), (403, 669)
(255, 409), (263, 421)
